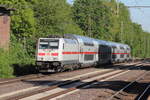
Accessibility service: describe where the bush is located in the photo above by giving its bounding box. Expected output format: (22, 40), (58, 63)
(0, 49), (13, 78)
(0, 41), (36, 78)
(9, 41), (36, 76)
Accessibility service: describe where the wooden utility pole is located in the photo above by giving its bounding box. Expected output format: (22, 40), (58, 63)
(127, 6), (150, 8)
(143, 35), (147, 57)
(116, 0), (119, 17)
(145, 36), (148, 57)
(88, 14), (92, 37)
(116, 0), (124, 43)
(120, 21), (124, 43)
(88, 1), (92, 38)
(147, 37), (149, 57)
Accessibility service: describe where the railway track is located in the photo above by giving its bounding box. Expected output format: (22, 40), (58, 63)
(107, 72), (149, 100)
(0, 61), (138, 87)
(0, 62), (142, 100)
(37, 64), (144, 100)
(13, 71), (128, 100)
(105, 69), (150, 100)
(137, 84), (150, 100)
(0, 67), (97, 86)
(0, 74), (46, 86)
(1, 69), (123, 100)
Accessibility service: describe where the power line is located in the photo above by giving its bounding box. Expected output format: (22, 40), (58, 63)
(133, 0), (150, 54)
(126, 0), (150, 30)
(127, 6), (150, 8)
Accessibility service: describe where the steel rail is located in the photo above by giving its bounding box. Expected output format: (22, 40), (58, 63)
(37, 64), (142, 100)
(0, 62), (142, 100)
(107, 71), (149, 100)
(6, 70), (119, 100)
(38, 71), (127, 100)
(0, 61), (138, 86)
(137, 84), (150, 100)
(0, 74), (45, 85)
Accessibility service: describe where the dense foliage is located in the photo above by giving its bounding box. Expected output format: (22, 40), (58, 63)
(0, 0), (150, 77)
(73, 0), (150, 58)
(33, 0), (83, 38)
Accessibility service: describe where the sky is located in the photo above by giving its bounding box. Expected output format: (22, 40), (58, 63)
(67, 0), (150, 32)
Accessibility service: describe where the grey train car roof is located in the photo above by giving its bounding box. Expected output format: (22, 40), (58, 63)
(64, 34), (95, 44)
(64, 34), (130, 48)
(95, 39), (109, 45)
(64, 34), (110, 46)
(108, 41), (128, 48)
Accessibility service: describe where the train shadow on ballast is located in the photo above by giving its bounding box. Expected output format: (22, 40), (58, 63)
(21, 60), (150, 99)
(85, 80), (150, 100)
(22, 78), (150, 100)
(95, 62), (150, 71)
(12, 60), (150, 76)
(12, 64), (38, 76)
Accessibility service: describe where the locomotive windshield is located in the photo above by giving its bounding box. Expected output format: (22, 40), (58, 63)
(39, 39), (59, 49)
(49, 41), (59, 49)
(39, 43), (49, 49)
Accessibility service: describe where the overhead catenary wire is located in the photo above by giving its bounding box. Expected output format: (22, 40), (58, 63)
(118, 0), (150, 57)
(132, 8), (150, 57)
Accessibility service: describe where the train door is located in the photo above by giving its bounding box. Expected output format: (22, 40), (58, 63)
(120, 47), (124, 62)
(107, 46), (112, 63)
(98, 45), (105, 64)
(79, 46), (84, 63)
(124, 47), (127, 61)
(112, 46), (117, 62)
(99, 45), (111, 64)
(116, 46), (120, 62)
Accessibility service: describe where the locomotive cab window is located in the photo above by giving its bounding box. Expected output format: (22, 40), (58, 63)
(39, 43), (49, 49)
(39, 39), (59, 49)
(49, 40), (59, 49)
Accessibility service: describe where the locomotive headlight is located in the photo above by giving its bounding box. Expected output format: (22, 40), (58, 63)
(53, 58), (57, 61)
(39, 57), (43, 61)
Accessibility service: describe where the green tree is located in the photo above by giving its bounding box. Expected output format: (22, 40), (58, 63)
(0, 0), (36, 40)
(0, 0), (36, 55)
(33, 0), (83, 38)
(73, 0), (112, 39)
(0, 0), (36, 77)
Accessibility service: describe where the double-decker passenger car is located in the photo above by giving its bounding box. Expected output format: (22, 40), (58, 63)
(36, 34), (131, 72)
